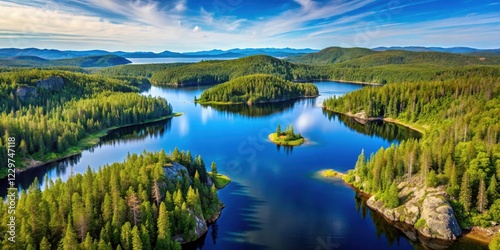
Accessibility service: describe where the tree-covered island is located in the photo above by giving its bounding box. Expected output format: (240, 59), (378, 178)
(195, 74), (319, 105)
(268, 124), (305, 146)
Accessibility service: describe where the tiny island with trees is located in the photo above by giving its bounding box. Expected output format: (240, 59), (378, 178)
(268, 124), (305, 146)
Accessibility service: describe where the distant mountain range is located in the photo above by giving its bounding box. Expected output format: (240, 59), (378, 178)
(0, 55), (131, 67)
(373, 46), (500, 55)
(0, 48), (319, 60)
(287, 46), (500, 66)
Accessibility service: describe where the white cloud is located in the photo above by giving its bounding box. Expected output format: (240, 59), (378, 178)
(0, 0), (498, 50)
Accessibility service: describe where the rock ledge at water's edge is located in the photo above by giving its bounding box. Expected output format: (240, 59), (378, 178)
(365, 178), (462, 241)
(164, 162), (226, 243)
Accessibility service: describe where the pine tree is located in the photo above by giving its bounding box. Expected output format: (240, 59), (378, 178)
(488, 175), (499, 205)
(276, 125), (281, 135)
(211, 161), (217, 174)
(131, 226), (143, 250)
(120, 222), (132, 250)
(62, 218), (79, 250)
(459, 173), (472, 213)
(156, 202), (171, 249)
(82, 233), (93, 250)
(39, 237), (51, 250)
(19, 139), (27, 159)
(477, 178), (488, 213)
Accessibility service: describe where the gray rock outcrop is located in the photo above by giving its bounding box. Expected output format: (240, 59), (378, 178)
(365, 180), (462, 241)
(419, 195), (462, 240)
(36, 76), (64, 90)
(16, 86), (38, 99)
(163, 162), (189, 181)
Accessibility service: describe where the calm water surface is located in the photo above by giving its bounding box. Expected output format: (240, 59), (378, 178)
(6, 81), (485, 250)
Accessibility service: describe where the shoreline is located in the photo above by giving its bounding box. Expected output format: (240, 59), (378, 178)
(293, 78), (383, 86)
(11, 112), (182, 176)
(322, 107), (427, 134)
(268, 133), (305, 146)
(318, 170), (493, 246)
(196, 95), (319, 105)
(154, 78), (383, 88)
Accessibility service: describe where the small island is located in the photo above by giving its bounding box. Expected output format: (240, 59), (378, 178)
(268, 124), (305, 146)
(319, 169), (344, 178)
(195, 74), (319, 105)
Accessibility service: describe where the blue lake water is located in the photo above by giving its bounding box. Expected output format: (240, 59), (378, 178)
(6, 81), (485, 250)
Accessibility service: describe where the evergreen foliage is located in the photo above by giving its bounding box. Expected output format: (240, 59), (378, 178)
(197, 74), (318, 104)
(325, 67), (500, 227)
(0, 150), (223, 249)
(0, 69), (173, 177)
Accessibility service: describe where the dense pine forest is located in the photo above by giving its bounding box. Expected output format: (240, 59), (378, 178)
(196, 74), (318, 104)
(0, 55), (131, 68)
(0, 150), (225, 249)
(0, 69), (173, 178)
(324, 69), (500, 229)
(147, 49), (500, 87)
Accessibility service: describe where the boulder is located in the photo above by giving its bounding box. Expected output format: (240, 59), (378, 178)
(364, 178), (462, 241)
(419, 195), (462, 240)
(163, 162), (189, 181)
(36, 76), (64, 90)
(16, 86), (38, 99)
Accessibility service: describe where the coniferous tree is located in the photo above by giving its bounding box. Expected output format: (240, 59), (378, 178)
(459, 173), (472, 213)
(211, 162), (217, 174)
(488, 175), (499, 205)
(477, 178), (488, 213)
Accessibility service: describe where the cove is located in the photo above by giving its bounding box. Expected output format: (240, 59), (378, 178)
(3, 81), (485, 249)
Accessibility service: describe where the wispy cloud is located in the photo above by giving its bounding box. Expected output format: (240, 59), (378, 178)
(0, 0), (498, 50)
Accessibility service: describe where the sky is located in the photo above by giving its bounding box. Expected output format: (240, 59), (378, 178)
(0, 0), (499, 52)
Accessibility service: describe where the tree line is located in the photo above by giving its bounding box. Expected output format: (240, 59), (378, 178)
(0, 69), (173, 178)
(325, 73), (500, 228)
(197, 74), (318, 104)
(0, 149), (223, 249)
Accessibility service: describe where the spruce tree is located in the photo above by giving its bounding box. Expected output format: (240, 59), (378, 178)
(488, 175), (498, 205)
(459, 173), (472, 213)
(477, 178), (488, 213)
(211, 162), (217, 174)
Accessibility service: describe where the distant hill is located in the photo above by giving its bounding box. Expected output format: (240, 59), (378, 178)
(373, 46), (500, 54)
(150, 55), (302, 86)
(0, 48), (109, 59)
(0, 54), (131, 67)
(287, 47), (375, 65)
(0, 47), (318, 60)
(288, 47), (500, 66)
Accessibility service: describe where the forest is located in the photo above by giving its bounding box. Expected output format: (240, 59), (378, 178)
(0, 55), (131, 68)
(0, 149), (225, 249)
(0, 69), (173, 178)
(147, 48), (500, 86)
(196, 74), (318, 104)
(324, 69), (500, 229)
(288, 46), (500, 66)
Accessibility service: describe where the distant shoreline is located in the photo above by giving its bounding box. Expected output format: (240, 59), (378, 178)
(10, 113), (182, 177)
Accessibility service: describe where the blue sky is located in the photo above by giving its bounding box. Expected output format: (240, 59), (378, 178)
(0, 0), (498, 51)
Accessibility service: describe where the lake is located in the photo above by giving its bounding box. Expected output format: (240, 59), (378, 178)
(5, 81), (485, 250)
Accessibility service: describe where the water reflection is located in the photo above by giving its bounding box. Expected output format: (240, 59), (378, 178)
(0, 118), (172, 196)
(201, 99), (304, 118)
(323, 111), (422, 143)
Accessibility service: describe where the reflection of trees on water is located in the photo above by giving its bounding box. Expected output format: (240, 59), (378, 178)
(1, 118), (172, 197)
(98, 118), (172, 146)
(202, 98), (317, 118)
(276, 144), (294, 155)
(322, 111), (422, 142)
